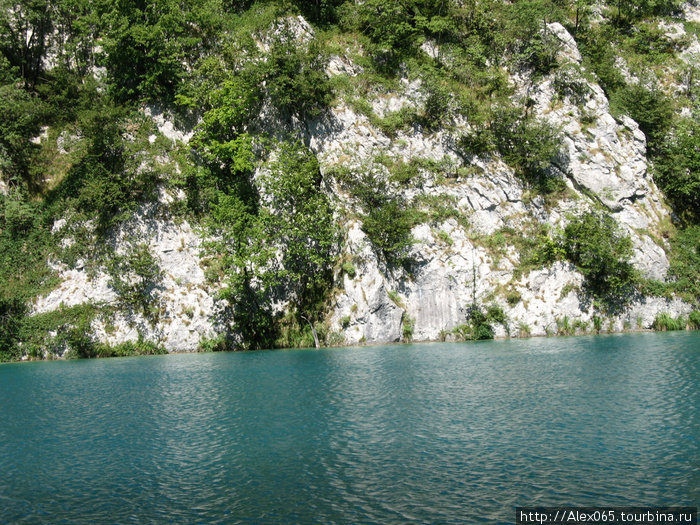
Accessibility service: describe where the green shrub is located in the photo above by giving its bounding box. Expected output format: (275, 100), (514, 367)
(646, 225), (700, 305)
(402, 315), (415, 342)
(453, 303), (508, 341)
(556, 315), (574, 336)
(506, 290), (521, 306)
(362, 198), (419, 266)
(0, 298), (27, 361)
(653, 117), (700, 222)
(517, 322), (531, 337)
(387, 290), (403, 307)
(688, 311), (700, 330)
(264, 38), (333, 120)
(0, 84), (47, 184)
(106, 243), (163, 318)
(489, 105), (565, 193)
(592, 315), (603, 333)
(611, 83), (673, 156)
(553, 64), (592, 106)
(198, 334), (230, 352)
(562, 212), (638, 312)
(342, 262), (357, 278)
(652, 313), (686, 331)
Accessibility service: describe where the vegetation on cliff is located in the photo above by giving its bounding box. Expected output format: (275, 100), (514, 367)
(0, 0), (699, 358)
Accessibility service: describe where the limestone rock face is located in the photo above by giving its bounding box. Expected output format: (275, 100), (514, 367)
(34, 193), (220, 353)
(319, 23), (686, 344)
(32, 19), (693, 353)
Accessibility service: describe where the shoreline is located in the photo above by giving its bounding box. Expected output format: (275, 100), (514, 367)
(7, 326), (699, 363)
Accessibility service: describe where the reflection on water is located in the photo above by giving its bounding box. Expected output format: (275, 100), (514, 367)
(1, 332), (698, 523)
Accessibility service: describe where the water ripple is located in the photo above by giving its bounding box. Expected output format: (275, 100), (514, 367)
(1, 332), (698, 523)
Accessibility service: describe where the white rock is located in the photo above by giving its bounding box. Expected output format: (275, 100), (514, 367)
(143, 105), (196, 144)
(684, 3), (700, 23)
(547, 22), (582, 63)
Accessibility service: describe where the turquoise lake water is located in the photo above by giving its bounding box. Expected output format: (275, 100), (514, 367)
(1, 332), (699, 523)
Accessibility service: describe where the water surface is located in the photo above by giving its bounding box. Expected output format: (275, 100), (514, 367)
(1, 332), (699, 523)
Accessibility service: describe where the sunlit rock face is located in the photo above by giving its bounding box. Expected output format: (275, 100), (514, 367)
(33, 19), (692, 352)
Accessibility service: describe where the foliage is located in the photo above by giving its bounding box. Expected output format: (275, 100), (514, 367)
(652, 312), (686, 331)
(505, 0), (564, 75)
(689, 311), (700, 330)
(561, 212), (638, 311)
(196, 139), (338, 349)
(0, 0), (52, 87)
(335, 168), (421, 266)
(462, 104), (565, 193)
(453, 303), (507, 341)
(47, 106), (159, 232)
(362, 198), (420, 266)
(342, 262), (356, 278)
(611, 83), (673, 156)
(258, 142), (339, 314)
(0, 192), (57, 306)
(490, 106), (565, 193)
(553, 63), (592, 106)
(654, 116), (700, 222)
(402, 315), (415, 342)
(264, 38), (332, 120)
(0, 84), (46, 186)
(65, 336), (168, 359)
(101, 0), (223, 103)
(665, 225), (700, 305)
(0, 297), (26, 361)
(341, 0), (420, 72)
(18, 303), (98, 359)
(106, 243), (163, 318)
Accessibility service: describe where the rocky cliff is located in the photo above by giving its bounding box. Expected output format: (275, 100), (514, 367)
(2, 2), (694, 358)
(26, 11), (697, 355)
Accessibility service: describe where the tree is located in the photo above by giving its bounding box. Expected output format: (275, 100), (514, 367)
(204, 142), (338, 349)
(0, 0), (51, 86)
(256, 143), (338, 343)
(612, 83), (673, 156)
(264, 38), (332, 120)
(489, 104), (564, 193)
(101, 0), (222, 103)
(654, 116), (700, 222)
(0, 297), (26, 361)
(562, 211), (638, 310)
(0, 84), (45, 187)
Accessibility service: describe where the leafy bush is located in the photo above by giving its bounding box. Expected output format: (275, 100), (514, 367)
(342, 262), (357, 278)
(264, 39), (332, 120)
(47, 106), (159, 231)
(665, 225), (700, 304)
(611, 83), (673, 156)
(689, 311), (700, 330)
(198, 334), (231, 352)
(101, 0), (222, 103)
(453, 303), (507, 341)
(465, 104), (565, 194)
(652, 313), (686, 331)
(0, 84), (47, 185)
(338, 168), (421, 266)
(0, 297), (27, 361)
(401, 315), (415, 342)
(106, 243), (163, 318)
(562, 212), (638, 311)
(553, 64), (592, 106)
(654, 117), (700, 222)
(362, 199), (420, 265)
(66, 337), (168, 359)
